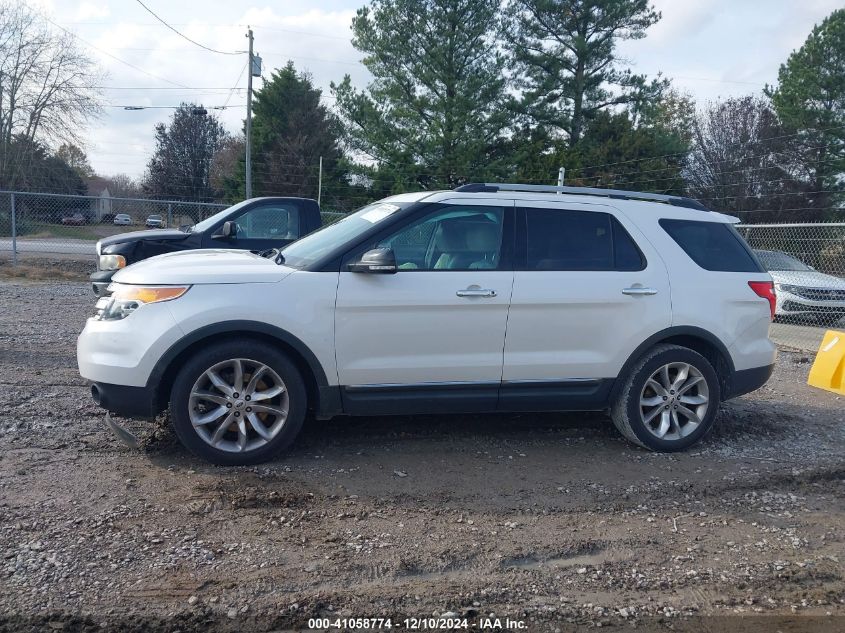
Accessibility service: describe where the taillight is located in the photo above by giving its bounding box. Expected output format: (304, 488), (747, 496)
(748, 281), (776, 320)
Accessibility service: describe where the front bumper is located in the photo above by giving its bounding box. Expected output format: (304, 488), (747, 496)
(90, 269), (116, 296)
(91, 382), (159, 419)
(777, 292), (845, 316)
(77, 302), (185, 389)
(79, 305), (184, 419)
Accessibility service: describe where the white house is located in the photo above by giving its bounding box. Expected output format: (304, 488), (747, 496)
(86, 177), (113, 221)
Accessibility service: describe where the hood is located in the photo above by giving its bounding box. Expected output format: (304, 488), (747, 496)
(769, 269), (845, 289)
(99, 228), (189, 249)
(112, 249), (295, 285)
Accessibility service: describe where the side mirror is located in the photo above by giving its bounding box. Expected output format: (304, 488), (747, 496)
(348, 247), (397, 274)
(212, 220), (237, 240)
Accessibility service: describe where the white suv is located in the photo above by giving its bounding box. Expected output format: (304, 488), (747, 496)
(77, 183), (777, 465)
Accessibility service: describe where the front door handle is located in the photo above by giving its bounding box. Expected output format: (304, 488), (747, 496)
(622, 287), (658, 296)
(456, 288), (496, 298)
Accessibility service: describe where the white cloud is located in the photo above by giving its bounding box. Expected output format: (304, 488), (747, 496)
(617, 0), (842, 103)
(43, 2), (364, 177)
(75, 2), (110, 21)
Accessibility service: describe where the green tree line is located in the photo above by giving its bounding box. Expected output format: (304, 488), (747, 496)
(10, 1), (843, 223)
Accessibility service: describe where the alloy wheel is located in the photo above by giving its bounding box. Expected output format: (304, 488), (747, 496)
(188, 358), (289, 453)
(639, 362), (709, 441)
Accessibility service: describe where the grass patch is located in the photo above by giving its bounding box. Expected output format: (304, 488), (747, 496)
(28, 222), (102, 241)
(0, 264), (87, 281)
(0, 256), (92, 281)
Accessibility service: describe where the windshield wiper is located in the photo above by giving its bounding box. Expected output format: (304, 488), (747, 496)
(258, 248), (286, 265)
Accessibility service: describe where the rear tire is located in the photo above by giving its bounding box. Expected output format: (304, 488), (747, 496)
(611, 344), (720, 451)
(170, 340), (307, 466)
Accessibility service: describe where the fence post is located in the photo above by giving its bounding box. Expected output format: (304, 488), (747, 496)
(10, 192), (17, 267)
(167, 203), (173, 228)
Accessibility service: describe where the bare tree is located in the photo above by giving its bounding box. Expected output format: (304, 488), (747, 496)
(101, 173), (143, 214)
(105, 173), (142, 199)
(685, 96), (812, 222)
(0, 2), (104, 188)
(209, 134), (244, 195)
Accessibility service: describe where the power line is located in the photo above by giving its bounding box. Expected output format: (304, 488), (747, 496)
(84, 86), (245, 90)
(62, 21), (352, 41)
(133, 0), (245, 56)
(80, 87), (336, 100)
(106, 104), (246, 109)
(44, 16), (193, 89)
(107, 47), (365, 67)
(566, 125), (845, 176)
(223, 61), (249, 109)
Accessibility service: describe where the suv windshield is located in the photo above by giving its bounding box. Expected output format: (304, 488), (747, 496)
(281, 201), (411, 269)
(755, 250), (812, 272)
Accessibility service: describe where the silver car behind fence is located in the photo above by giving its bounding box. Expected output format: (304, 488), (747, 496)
(739, 222), (845, 352)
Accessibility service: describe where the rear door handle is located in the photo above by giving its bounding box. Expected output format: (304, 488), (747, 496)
(622, 287), (658, 296)
(456, 288), (496, 298)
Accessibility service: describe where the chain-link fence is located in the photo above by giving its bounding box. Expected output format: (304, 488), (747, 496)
(0, 190), (228, 259)
(738, 223), (845, 352)
(0, 190), (348, 261)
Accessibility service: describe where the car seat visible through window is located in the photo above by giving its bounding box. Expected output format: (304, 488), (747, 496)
(430, 218), (501, 270)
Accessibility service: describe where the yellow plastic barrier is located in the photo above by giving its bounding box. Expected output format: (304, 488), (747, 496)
(807, 329), (845, 395)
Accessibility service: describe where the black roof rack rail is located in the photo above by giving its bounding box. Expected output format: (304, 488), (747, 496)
(452, 182), (709, 211)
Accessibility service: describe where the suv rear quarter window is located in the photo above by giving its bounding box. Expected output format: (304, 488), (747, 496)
(660, 219), (763, 273)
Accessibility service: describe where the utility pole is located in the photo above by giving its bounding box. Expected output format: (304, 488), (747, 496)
(245, 28), (254, 199)
(318, 156), (323, 206)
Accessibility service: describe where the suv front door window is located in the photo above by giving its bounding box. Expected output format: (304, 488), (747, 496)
(377, 206), (504, 271)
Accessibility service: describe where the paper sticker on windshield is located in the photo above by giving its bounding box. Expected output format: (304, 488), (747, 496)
(361, 204), (400, 223)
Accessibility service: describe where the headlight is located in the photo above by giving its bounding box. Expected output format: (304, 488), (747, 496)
(99, 254), (126, 270)
(775, 283), (799, 294)
(97, 284), (190, 321)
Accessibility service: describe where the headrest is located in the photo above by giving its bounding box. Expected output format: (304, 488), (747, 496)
(433, 220), (468, 250)
(466, 222), (499, 251)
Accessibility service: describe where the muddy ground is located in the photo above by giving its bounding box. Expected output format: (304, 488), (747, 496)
(0, 281), (843, 633)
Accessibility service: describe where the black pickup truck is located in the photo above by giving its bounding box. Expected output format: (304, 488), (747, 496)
(91, 197), (322, 295)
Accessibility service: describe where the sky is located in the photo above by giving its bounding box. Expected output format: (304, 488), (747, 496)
(31, 0), (844, 179)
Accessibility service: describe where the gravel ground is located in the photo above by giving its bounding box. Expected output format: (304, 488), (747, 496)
(0, 281), (843, 633)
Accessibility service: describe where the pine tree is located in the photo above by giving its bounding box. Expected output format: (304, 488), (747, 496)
(505, 0), (665, 147)
(767, 8), (845, 212)
(332, 0), (509, 188)
(244, 62), (346, 202)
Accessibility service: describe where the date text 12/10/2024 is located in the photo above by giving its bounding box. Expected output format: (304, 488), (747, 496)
(307, 617), (528, 630)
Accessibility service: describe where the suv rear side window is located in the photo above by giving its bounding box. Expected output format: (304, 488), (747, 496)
(660, 219), (763, 272)
(523, 208), (645, 271)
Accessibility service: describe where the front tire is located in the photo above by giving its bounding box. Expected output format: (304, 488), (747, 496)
(170, 340), (307, 466)
(611, 344), (720, 451)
